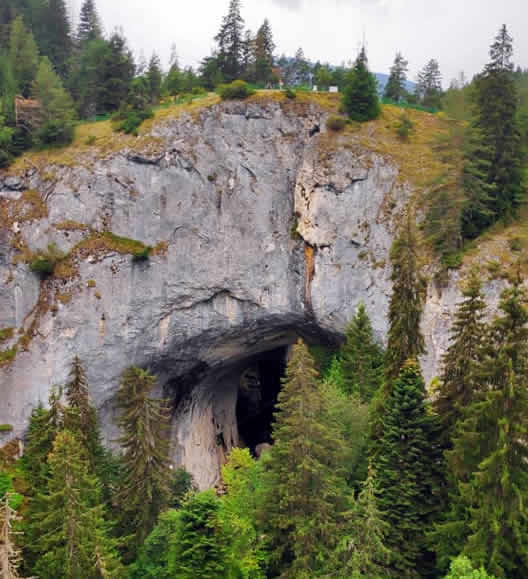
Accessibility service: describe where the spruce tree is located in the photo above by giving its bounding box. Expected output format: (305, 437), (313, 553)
(416, 59), (443, 109)
(473, 25), (522, 225)
(340, 465), (392, 577)
(384, 212), (427, 382)
(77, 0), (102, 47)
(40, 0), (71, 78)
(147, 53), (162, 105)
(254, 19), (274, 85)
(31, 431), (123, 579)
(8, 16), (39, 97)
(168, 490), (229, 578)
(98, 31), (135, 113)
(215, 0), (245, 81)
(375, 360), (443, 577)
(453, 276), (528, 577)
(31, 56), (76, 145)
(342, 46), (381, 122)
(260, 339), (347, 577)
(341, 303), (384, 402)
(115, 366), (171, 559)
(434, 270), (488, 444)
(384, 52), (408, 102)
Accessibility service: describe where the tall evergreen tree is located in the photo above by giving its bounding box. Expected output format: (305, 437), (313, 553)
(416, 58), (443, 109)
(40, 0), (72, 78)
(31, 431), (123, 579)
(375, 360), (443, 577)
(452, 276), (528, 578)
(31, 56), (76, 145)
(98, 31), (135, 112)
(115, 366), (171, 560)
(254, 19), (275, 85)
(342, 46), (381, 122)
(77, 0), (102, 47)
(260, 339), (347, 577)
(341, 303), (384, 402)
(384, 212), (427, 382)
(215, 0), (245, 81)
(147, 53), (162, 104)
(434, 270), (488, 444)
(472, 25), (522, 226)
(339, 465), (392, 577)
(8, 16), (39, 97)
(384, 51), (408, 102)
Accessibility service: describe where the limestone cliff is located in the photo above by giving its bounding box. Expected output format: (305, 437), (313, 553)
(0, 96), (504, 488)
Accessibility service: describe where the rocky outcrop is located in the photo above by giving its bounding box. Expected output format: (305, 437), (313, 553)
(0, 99), (493, 488)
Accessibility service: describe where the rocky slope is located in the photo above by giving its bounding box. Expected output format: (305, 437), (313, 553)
(0, 96), (503, 488)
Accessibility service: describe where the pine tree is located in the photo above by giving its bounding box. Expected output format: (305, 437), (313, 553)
(115, 366), (171, 559)
(8, 16), (39, 97)
(384, 212), (427, 382)
(0, 493), (24, 579)
(341, 303), (384, 402)
(416, 59), (443, 109)
(384, 52), (408, 102)
(434, 270), (488, 444)
(215, 0), (245, 82)
(260, 339), (347, 577)
(473, 25), (522, 225)
(254, 19), (274, 85)
(342, 46), (381, 122)
(31, 431), (123, 579)
(77, 0), (102, 47)
(339, 465), (392, 577)
(98, 31), (135, 113)
(453, 276), (528, 577)
(375, 360), (443, 577)
(147, 53), (162, 105)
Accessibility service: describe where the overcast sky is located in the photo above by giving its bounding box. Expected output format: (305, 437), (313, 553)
(70, 0), (527, 84)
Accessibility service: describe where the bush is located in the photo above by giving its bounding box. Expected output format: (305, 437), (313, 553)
(218, 80), (255, 101)
(326, 115), (347, 132)
(37, 119), (75, 147)
(0, 424), (13, 432)
(29, 243), (64, 277)
(396, 113), (414, 141)
(283, 87), (296, 100)
(112, 107), (154, 136)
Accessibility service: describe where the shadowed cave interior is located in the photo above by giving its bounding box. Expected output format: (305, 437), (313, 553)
(236, 346), (288, 454)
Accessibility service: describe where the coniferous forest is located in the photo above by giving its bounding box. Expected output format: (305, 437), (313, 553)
(1, 1), (528, 578)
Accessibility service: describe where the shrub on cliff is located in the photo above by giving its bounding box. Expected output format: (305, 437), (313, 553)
(218, 80), (255, 100)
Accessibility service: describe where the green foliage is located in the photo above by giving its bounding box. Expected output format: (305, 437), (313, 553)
(169, 467), (195, 509)
(375, 360), (443, 577)
(342, 47), (381, 122)
(326, 114), (347, 132)
(0, 424), (13, 432)
(32, 56), (76, 146)
(0, 115), (14, 168)
(168, 490), (229, 578)
(0, 345), (17, 364)
(8, 16), (39, 97)
(115, 366), (171, 559)
(384, 52), (409, 103)
(218, 79), (255, 100)
(29, 242), (64, 276)
(396, 112), (414, 141)
(77, 0), (102, 47)
(260, 339), (348, 577)
(444, 556), (497, 579)
(30, 430), (124, 578)
(112, 106), (154, 135)
(416, 58), (443, 109)
(341, 303), (384, 402)
(384, 214), (426, 383)
(283, 87), (296, 99)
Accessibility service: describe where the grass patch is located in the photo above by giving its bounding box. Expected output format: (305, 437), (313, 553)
(0, 345), (17, 365)
(29, 243), (65, 277)
(0, 328), (14, 342)
(0, 424), (13, 432)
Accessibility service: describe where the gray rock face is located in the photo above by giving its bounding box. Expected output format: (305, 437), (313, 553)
(0, 100), (489, 488)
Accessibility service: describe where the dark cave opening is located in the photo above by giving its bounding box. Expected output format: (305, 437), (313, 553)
(236, 346), (288, 455)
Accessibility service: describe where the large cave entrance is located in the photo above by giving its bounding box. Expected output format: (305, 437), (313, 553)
(236, 346), (287, 454)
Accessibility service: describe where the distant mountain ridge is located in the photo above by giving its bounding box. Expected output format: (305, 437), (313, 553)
(374, 72), (416, 95)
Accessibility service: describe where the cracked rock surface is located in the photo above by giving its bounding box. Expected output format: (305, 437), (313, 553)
(0, 100), (480, 488)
